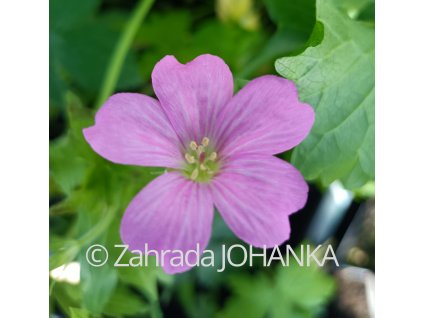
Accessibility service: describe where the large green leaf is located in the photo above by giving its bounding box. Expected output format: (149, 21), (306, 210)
(276, 0), (375, 190)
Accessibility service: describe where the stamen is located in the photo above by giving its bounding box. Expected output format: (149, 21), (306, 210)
(201, 137), (210, 147)
(197, 145), (204, 155)
(190, 168), (199, 180)
(190, 141), (198, 150)
(184, 137), (219, 182)
(208, 152), (217, 161)
(185, 153), (195, 164)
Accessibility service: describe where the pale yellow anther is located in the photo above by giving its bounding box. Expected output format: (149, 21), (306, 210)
(190, 141), (198, 150)
(185, 153), (195, 164)
(208, 152), (217, 161)
(197, 145), (204, 154)
(201, 137), (210, 147)
(190, 168), (199, 180)
(200, 164), (207, 171)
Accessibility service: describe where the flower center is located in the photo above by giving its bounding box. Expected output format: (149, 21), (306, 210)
(183, 137), (219, 182)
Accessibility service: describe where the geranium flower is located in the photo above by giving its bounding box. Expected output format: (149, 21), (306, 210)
(83, 54), (314, 273)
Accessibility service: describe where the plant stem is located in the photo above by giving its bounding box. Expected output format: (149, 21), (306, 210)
(96, 0), (155, 109)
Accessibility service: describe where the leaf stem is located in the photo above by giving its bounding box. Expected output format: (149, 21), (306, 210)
(96, 0), (155, 108)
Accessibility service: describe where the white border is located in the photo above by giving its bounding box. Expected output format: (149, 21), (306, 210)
(0, 0), (423, 316)
(377, 0), (423, 316)
(0, 0), (48, 316)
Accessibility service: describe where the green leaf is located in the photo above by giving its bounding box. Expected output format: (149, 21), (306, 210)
(271, 262), (336, 316)
(265, 0), (315, 34)
(53, 18), (142, 95)
(103, 286), (149, 317)
(49, 3), (142, 105)
(49, 93), (94, 194)
(276, 0), (375, 190)
(137, 10), (193, 80)
(178, 281), (219, 318)
(190, 21), (263, 74)
(69, 307), (91, 318)
(49, 43), (67, 110)
(79, 251), (118, 315)
(335, 0), (375, 21)
(240, 0), (315, 78)
(72, 164), (159, 314)
(138, 12), (263, 79)
(49, 237), (80, 271)
(353, 180), (375, 198)
(218, 273), (273, 318)
(219, 246), (336, 318)
(50, 135), (90, 195)
(51, 282), (82, 317)
(115, 250), (161, 302)
(50, 0), (100, 32)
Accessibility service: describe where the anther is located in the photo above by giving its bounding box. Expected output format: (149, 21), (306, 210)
(208, 152), (217, 161)
(190, 141), (198, 150)
(200, 164), (207, 171)
(185, 153), (195, 164)
(190, 168), (199, 180)
(201, 137), (210, 147)
(197, 145), (204, 154)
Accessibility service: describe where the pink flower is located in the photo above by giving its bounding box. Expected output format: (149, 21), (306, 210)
(83, 54), (314, 273)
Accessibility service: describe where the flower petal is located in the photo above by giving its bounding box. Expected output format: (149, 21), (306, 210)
(152, 54), (233, 145)
(83, 93), (183, 168)
(120, 172), (214, 274)
(214, 75), (315, 157)
(210, 154), (308, 247)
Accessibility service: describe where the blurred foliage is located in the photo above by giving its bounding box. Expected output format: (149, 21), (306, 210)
(216, 0), (260, 31)
(218, 252), (336, 318)
(50, 0), (374, 317)
(50, 0), (142, 116)
(50, 92), (166, 316)
(135, 9), (264, 84)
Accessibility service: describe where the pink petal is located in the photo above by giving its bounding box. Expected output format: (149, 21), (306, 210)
(214, 75), (315, 158)
(120, 172), (214, 274)
(83, 93), (183, 168)
(210, 154), (308, 247)
(152, 54), (233, 145)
